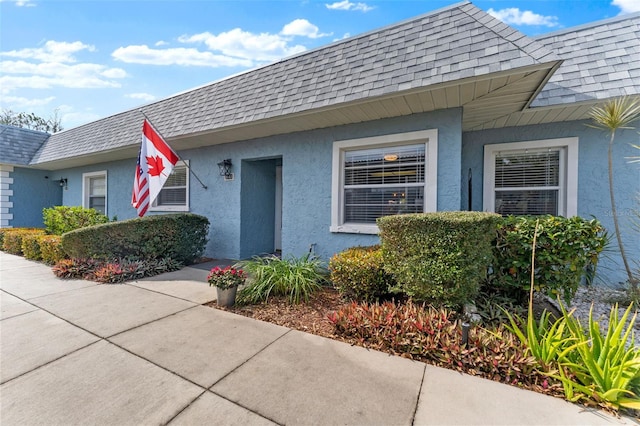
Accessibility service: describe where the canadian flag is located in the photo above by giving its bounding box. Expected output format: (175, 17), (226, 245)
(131, 120), (179, 217)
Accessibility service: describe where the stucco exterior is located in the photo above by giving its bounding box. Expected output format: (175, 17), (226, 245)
(7, 167), (62, 228)
(463, 121), (640, 285)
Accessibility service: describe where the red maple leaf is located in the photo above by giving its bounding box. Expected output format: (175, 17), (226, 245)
(146, 155), (165, 177)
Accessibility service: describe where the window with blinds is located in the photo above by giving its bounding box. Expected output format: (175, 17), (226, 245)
(88, 176), (106, 214)
(153, 163), (188, 208)
(343, 144), (425, 224)
(493, 149), (562, 216)
(83, 171), (107, 215)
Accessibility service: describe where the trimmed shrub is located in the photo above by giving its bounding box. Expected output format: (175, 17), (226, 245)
(43, 206), (109, 235)
(378, 212), (500, 307)
(38, 235), (67, 264)
(329, 245), (394, 302)
(61, 213), (209, 264)
(21, 233), (44, 261)
(488, 215), (608, 304)
(2, 228), (45, 255)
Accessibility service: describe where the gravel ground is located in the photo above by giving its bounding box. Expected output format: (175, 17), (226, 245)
(569, 285), (639, 349)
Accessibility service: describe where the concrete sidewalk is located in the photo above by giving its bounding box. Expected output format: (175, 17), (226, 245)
(1, 252), (637, 425)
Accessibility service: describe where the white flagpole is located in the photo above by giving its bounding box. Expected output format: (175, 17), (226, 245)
(138, 110), (208, 190)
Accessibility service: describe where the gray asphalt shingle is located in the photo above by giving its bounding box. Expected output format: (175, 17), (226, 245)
(532, 12), (640, 107)
(31, 1), (556, 165)
(0, 125), (50, 166)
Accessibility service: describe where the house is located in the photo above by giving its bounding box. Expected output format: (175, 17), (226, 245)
(1, 1), (638, 285)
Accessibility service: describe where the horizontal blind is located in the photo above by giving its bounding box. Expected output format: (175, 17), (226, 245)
(156, 166), (187, 206)
(343, 144), (425, 224)
(495, 150), (559, 188)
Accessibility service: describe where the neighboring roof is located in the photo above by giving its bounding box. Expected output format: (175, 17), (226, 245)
(532, 12), (640, 107)
(0, 125), (50, 166)
(32, 1), (558, 166)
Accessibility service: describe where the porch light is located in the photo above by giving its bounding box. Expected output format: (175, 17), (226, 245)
(384, 154), (398, 161)
(59, 178), (68, 189)
(217, 159), (233, 178)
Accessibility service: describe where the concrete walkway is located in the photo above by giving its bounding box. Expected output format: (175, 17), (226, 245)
(1, 252), (637, 426)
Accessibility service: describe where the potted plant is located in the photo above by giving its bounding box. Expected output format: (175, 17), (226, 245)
(207, 266), (246, 307)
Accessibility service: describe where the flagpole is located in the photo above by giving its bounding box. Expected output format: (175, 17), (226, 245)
(138, 110), (208, 190)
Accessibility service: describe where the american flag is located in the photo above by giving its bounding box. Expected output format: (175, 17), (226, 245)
(131, 120), (179, 217)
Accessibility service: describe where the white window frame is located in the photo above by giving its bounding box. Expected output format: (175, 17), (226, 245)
(483, 137), (578, 217)
(82, 170), (107, 215)
(331, 129), (438, 234)
(149, 160), (189, 212)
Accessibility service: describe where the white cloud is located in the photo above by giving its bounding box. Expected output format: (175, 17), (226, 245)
(0, 60), (126, 90)
(1, 95), (55, 108)
(1, 40), (95, 63)
(0, 0), (37, 6)
(112, 45), (253, 67)
(179, 28), (307, 62)
(612, 0), (640, 13)
(125, 92), (156, 102)
(325, 1), (374, 12)
(61, 110), (102, 127)
(487, 8), (559, 27)
(155, 40), (168, 47)
(333, 32), (351, 42)
(281, 19), (331, 39)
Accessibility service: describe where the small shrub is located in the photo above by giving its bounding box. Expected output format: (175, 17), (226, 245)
(61, 213), (209, 264)
(38, 235), (67, 265)
(43, 206), (109, 235)
(488, 215), (608, 304)
(21, 233), (44, 261)
(2, 228), (45, 255)
(329, 245), (393, 302)
(378, 212), (500, 307)
(237, 254), (326, 304)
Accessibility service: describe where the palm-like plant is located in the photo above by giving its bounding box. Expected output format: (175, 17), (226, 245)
(589, 96), (640, 293)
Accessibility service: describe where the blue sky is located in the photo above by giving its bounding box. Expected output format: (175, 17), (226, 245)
(1, 0), (638, 130)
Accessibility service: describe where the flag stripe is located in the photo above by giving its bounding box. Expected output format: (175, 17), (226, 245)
(143, 120), (179, 166)
(132, 119), (179, 217)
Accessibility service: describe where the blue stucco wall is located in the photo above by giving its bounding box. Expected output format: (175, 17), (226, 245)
(11, 167), (62, 228)
(462, 120), (640, 286)
(57, 108), (463, 261)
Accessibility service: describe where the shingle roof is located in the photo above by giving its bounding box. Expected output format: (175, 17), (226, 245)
(0, 125), (50, 166)
(32, 1), (557, 165)
(532, 12), (640, 107)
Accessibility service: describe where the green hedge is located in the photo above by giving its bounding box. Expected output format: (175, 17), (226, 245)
(21, 233), (44, 261)
(488, 215), (608, 304)
(61, 213), (209, 264)
(378, 211), (500, 307)
(43, 206), (109, 235)
(329, 245), (393, 302)
(38, 235), (67, 265)
(2, 228), (45, 255)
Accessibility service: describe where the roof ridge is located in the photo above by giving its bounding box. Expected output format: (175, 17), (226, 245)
(534, 11), (640, 40)
(458, 2), (558, 63)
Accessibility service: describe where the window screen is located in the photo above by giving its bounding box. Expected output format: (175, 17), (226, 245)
(154, 165), (187, 206)
(494, 149), (561, 216)
(343, 144), (425, 224)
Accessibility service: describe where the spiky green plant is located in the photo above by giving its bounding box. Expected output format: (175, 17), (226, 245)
(235, 254), (326, 304)
(588, 96), (640, 292)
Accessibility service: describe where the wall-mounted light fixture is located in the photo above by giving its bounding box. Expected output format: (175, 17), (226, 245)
(59, 178), (68, 189)
(217, 159), (233, 180)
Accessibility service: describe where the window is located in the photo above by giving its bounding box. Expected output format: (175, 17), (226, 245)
(83, 171), (107, 215)
(331, 129), (438, 234)
(483, 138), (578, 217)
(150, 160), (189, 211)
